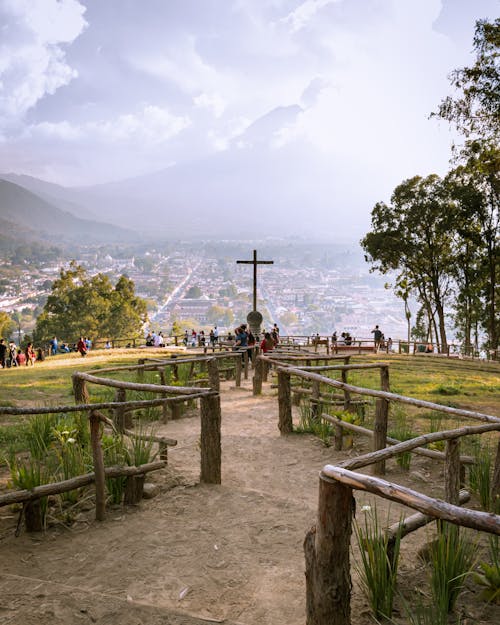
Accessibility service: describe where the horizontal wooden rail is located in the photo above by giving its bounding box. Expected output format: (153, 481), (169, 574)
(0, 392), (217, 416)
(0, 461), (165, 508)
(90, 352), (241, 375)
(281, 365), (500, 424)
(321, 465), (500, 535)
(339, 422), (500, 470)
(386, 489), (471, 542)
(73, 372), (209, 395)
(322, 414), (475, 464)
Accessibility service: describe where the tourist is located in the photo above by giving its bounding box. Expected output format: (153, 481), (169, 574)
(8, 341), (18, 367)
(105, 341), (112, 349)
(16, 350), (26, 366)
(213, 326), (219, 343)
(387, 337), (393, 352)
(371, 325), (383, 352)
(85, 337), (92, 351)
(77, 336), (88, 357)
(0, 339), (6, 368)
(191, 329), (197, 347)
(260, 332), (274, 353)
(209, 329), (215, 346)
(24, 342), (36, 366)
(425, 342), (434, 353)
(49, 336), (58, 356)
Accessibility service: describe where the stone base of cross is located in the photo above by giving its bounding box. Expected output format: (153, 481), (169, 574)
(247, 310), (263, 338)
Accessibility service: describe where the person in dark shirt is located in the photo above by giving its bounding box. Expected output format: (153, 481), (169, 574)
(0, 339), (7, 368)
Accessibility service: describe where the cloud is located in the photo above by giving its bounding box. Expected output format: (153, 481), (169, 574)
(194, 92), (226, 118)
(0, 0), (87, 129)
(29, 105), (191, 145)
(281, 0), (341, 33)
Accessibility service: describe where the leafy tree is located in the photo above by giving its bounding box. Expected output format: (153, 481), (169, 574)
(207, 305), (234, 327)
(185, 285), (202, 298)
(446, 143), (500, 349)
(34, 261), (148, 343)
(361, 175), (455, 351)
(0, 311), (14, 339)
(434, 18), (499, 142)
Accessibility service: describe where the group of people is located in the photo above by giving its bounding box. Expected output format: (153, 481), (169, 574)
(49, 336), (92, 356)
(0, 339), (42, 368)
(330, 331), (354, 346)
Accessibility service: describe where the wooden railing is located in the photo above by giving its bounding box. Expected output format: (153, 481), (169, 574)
(250, 358), (500, 624)
(0, 355), (228, 531)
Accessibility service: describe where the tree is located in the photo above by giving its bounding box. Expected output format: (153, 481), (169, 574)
(185, 285), (202, 298)
(34, 261), (148, 343)
(361, 175), (455, 352)
(434, 18), (499, 142)
(207, 305), (234, 327)
(446, 143), (500, 350)
(0, 311), (14, 339)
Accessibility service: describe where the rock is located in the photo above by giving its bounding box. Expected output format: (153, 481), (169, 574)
(142, 483), (160, 499)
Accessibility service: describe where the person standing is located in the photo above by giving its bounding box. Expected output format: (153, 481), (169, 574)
(77, 336), (87, 357)
(25, 342), (36, 366)
(8, 341), (18, 367)
(49, 336), (58, 356)
(0, 339), (7, 368)
(371, 325), (383, 352)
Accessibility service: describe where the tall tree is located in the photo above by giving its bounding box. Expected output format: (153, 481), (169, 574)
(34, 261), (148, 343)
(447, 143), (500, 350)
(361, 175), (455, 351)
(434, 18), (499, 142)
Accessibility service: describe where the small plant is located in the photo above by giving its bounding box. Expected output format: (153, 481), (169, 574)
(27, 413), (57, 460)
(295, 401), (334, 446)
(468, 443), (492, 511)
(473, 535), (500, 604)
(353, 504), (402, 621)
(50, 425), (91, 503)
(126, 426), (157, 466)
(388, 409), (416, 470)
(433, 384), (461, 396)
(102, 434), (127, 504)
(8, 455), (50, 528)
(428, 524), (476, 617)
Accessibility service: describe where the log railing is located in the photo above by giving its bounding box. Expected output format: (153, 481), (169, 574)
(1, 357), (224, 531)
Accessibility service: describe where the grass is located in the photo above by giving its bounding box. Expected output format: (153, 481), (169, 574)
(353, 504), (402, 621)
(428, 524), (477, 617)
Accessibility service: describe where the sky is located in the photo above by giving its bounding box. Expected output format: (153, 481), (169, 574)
(0, 0), (498, 238)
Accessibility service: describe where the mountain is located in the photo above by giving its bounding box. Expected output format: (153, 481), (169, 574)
(0, 179), (135, 246)
(0, 173), (100, 220)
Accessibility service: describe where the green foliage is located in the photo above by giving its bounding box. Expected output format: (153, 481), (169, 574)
(0, 423), (30, 465)
(428, 525), (476, 617)
(126, 426), (157, 466)
(469, 443), (493, 511)
(353, 505), (402, 621)
(295, 401), (334, 446)
(388, 409), (417, 470)
(27, 413), (58, 460)
(34, 261), (148, 343)
(433, 384), (461, 396)
(474, 534), (500, 604)
(102, 434), (128, 504)
(8, 456), (50, 524)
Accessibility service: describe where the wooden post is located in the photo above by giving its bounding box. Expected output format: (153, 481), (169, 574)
(114, 388), (127, 432)
(90, 411), (106, 521)
(207, 358), (220, 392)
(334, 417), (343, 451)
(445, 438), (461, 505)
(243, 350), (249, 380)
(263, 359), (270, 382)
(171, 355), (179, 381)
(235, 356), (242, 387)
(311, 380), (320, 420)
(72, 374), (89, 404)
(159, 440), (169, 463)
(373, 366), (390, 476)
(124, 473), (145, 505)
(304, 475), (353, 625)
(340, 369), (352, 412)
(137, 359), (145, 381)
(278, 370), (293, 434)
(253, 357), (263, 395)
(200, 394), (222, 484)
(159, 369), (169, 423)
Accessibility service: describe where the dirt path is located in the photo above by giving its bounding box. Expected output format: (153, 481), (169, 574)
(0, 377), (498, 625)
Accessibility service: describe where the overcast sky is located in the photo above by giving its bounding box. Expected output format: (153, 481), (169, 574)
(0, 0), (498, 237)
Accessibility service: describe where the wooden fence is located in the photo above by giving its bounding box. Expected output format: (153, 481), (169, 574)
(251, 358), (500, 624)
(0, 355), (230, 531)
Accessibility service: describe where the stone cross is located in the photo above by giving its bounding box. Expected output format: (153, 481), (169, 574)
(236, 249), (274, 312)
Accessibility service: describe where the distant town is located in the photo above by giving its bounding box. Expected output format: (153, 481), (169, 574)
(0, 240), (410, 342)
